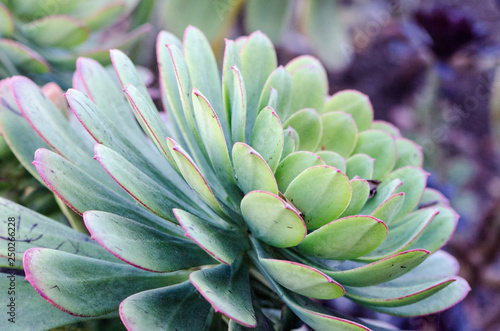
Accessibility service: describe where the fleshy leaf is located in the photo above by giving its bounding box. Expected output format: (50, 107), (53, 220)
(123, 84), (176, 168)
(240, 191), (306, 248)
(284, 165), (352, 229)
(0, 274), (107, 329)
(33, 148), (178, 235)
(240, 31), (277, 141)
(298, 215), (387, 260)
(370, 193), (405, 225)
(0, 79), (50, 184)
(371, 120), (401, 137)
(11, 77), (106, 181)
(166, 138), (225, 215)
(94, 144), (194, 222)
(316, 151), (346, 173)
(283, 108), (322, 151)
(222, 39), (242, 133)
(83, 3), (128, 31)
(419, 188), (450, 208)
(232, 143), (278, 195)
(323, 249), (430, 287)
(281, 126), (299, 160)
(190, 256), (256, 327)
(275, 151), (324, 192)
(346, 154), (375, 180)
(360, 178), (402, 215)
(84, 211), (216, 273)
(23, 248), (190, 317)
(345, 278), (455, 308)
(340, 179), (370, 217)
(352, 130), (396, 180)
(286, 64), (327, 114)
(184, 26), (227, 141)
(318, 111), (358, 157)
(257, 66), (293, 120)
(360, 208), (439, 261)
(230, 66), (247, 144)
(384, 166), (429, 222)
(76, 57), (146, 143)
(120, 281), (211, 331)
(173, 209), (249, 265)
(366, 277), (470, 317)
(0, 198), (116, 268)
(394, 138), (424, 169)
(193, 90), (241, 202)
(0, 3), (14, 36)
(0, 39), (49, 74)
(258, 273), (370, 331)
(66, 88), (179, 193)
(324, 90), (373, 131)
(403, 206), (458, 254)
(24, 15), (89, 48)
(250, 106), (284, 172)
(259, 258), (345, 299)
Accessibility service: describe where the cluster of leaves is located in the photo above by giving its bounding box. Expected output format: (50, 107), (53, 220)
(0, 27), (469, 330)
(0, 0), (148, 84)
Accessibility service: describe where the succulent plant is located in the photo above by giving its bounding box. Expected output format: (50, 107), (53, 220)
(0, 27), (469, 330)
(0, 0), (148, 84)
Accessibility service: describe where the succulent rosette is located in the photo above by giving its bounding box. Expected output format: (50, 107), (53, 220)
(0, 27), (469, 330)
(0, 0), (147, 81)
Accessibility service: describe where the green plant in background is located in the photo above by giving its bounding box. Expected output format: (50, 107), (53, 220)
(0, 27), (469, 330)
(160, 0), (351, 71)
(0, 0), (150, 85)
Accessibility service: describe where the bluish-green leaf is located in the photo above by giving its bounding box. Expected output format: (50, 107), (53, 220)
(184, 26), (227, 142)
(166, 138), (225, 216)
(232, 143), (278, 195)
(259, 258), (344, 299)
(298, 215), (387, 260)
(324, 90), (373, 131)
(84, 211), (216, 273)
(24, 248), (190, 316)
(0, 198), (116, 268)
(394, 138), (423, 169)
(241, 191), (306, 248)
(24, 15), (89, 48)
(251, 106), (284, 172)
(275, 151), (325, 192)
(120, 281), (211, 331)
(33, 148), (179, 235)
(230, 66), (247, 144)
(360, 208), (439, 261)
(346, 154), (374, 180)
(366, 277), (470, 317)
(287, 65), (327, 115)
(190, 256), (256, 327)
(241, 31), (277, 141)
(283, 108), (322, 151)
(193, 90), (241, 203)
(257, 66), (293, 120)
(281, 126), (299, 161)
(322, 249), (430, 287)
(316, 151), (346, 173)
(352, 130), (396, 180)
(318, 111), (358, 157)
(340, 179), (370, 217)
(285, 166), (351, 229)
(173, 209), (248, 265)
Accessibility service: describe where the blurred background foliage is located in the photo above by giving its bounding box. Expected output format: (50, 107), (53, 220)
(2, 0), (500, 330)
